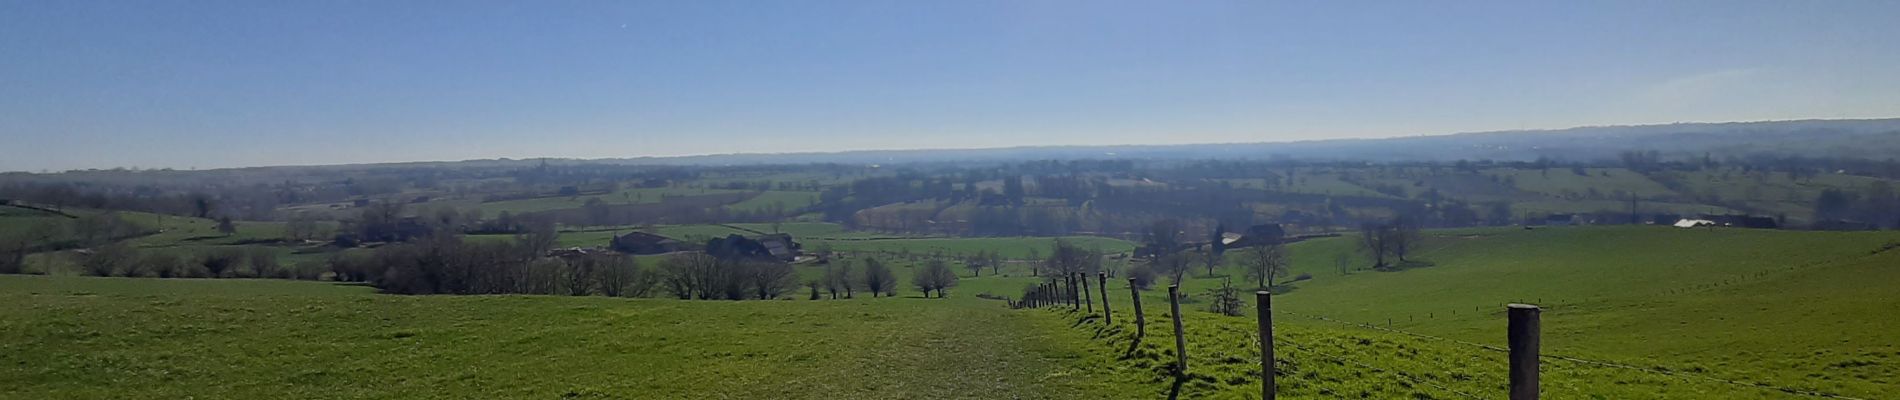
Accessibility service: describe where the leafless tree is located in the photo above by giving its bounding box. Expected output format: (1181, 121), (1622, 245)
(749, 261), (796, 300)
(1241, 244), (1289, 289)
(81, 241), (137, 277)
(912, 259), (959, 298)
(861, 257), (896, 297)
(246, 247), (279, 278)
(595, 255), (653, 297)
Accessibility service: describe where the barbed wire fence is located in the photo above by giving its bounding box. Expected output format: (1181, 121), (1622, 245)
(1285, 310), (1873, 400)
(1011, 276), (1873, 400)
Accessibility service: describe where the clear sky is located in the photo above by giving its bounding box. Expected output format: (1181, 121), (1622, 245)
(4, 1), (1899, 171)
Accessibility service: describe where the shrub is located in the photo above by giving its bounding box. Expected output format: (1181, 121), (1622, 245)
(1203, 277), (1244, 316)
(145, 252), (185, 278)
(80, 242), (137, 277)
(0, 247), (24, 275)
(199, 249), (243, 278)
(245, 248), (280, 278)
(1126, 264), (1157, 290)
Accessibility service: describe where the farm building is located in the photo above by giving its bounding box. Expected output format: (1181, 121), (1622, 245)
(1698, 214), (1779, 229)
(1224, 224), (1288, 247)
(1673, 219), (1715, 228)
(610, 231), (681, 255)
(705, 233), (801, 262)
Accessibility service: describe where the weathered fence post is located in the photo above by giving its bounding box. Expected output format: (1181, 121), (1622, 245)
(1168, 285), (1188, 375)
(1509, 304), (1541, 400)
(1069, 274), (1081, 310)
(1256, 290), (1275, 400)
(1098, 272), (1112, 325)
(1129, 278), (1146, 339)
(1081, 272), (1094, 313)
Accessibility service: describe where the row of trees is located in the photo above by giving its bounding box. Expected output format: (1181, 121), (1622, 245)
(333, 235), (660, 297)
(815, 258), (898, 298)
(60, 243), (318, 279)
(654, 253), (796, 300)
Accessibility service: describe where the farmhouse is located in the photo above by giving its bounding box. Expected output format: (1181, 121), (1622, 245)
(610, 231), (680, 255)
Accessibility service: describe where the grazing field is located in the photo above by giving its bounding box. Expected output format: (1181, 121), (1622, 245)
(809, 236), (1138, 259)
(6, 226), (1897, 399)
(724, 191), (822, 213)
(1143, 225), (1899, 399)
(0, 276), (1113, 400)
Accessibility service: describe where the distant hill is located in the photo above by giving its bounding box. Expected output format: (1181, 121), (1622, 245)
(578, 118), (1900, 166)
(9, 118), (1899, 174)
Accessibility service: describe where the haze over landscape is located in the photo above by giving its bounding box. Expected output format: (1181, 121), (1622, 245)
(6, 1), (1900, 171)
(5, 2), (1900, 400)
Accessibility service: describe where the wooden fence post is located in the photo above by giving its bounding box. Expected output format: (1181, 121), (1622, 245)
(1168, 285), (1188, 375)
(1081, 272), (1094, 313)
(1256, 290), (1275, 400)
(1098, 272), (1112, 325)
(1069, 274), (1081, 310)
(1509, 304), (1541, 400)
(1129, 278), (1146, 339)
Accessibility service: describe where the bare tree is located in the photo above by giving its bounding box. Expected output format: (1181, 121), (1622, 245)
(562, 257), (596, 296)
(216, 216), (237, 236)
(1389, 216), (1421, 263)
(595, 255), (652, 297)
(81, 241), (137, 277)
(514, 217), (559, 258)
(861, 257), (895, 297)
(913, 259), (959, 298)
(285, 211), (323, 241)
(1241, 244), (1290, 289)
(0, 230), (29, 275)
(749, 261), (795, 300)
(246, 247), (279, 278)
(1359, 222), (1393, 268)
(1204, 277), (1244, 316)
(826, 260), (855, 298)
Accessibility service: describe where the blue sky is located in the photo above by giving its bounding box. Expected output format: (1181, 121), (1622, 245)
(4, 1), (1899, 171)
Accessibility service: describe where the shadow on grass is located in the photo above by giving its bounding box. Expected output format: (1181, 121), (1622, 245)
(1166, 374), (1187, 400)
(1257, 284), (1301, 295)
(1122, 336), (1144, 358)
(1373, 259), (1436, 272)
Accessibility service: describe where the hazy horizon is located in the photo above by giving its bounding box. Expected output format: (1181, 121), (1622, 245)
(7, 1), (1900, 171)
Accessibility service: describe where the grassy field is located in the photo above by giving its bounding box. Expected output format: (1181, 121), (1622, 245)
(1236, 225), (1900, 398)
(10, 219), (1898, 398)
(724, 191), (821, 213)
(0, 275), (1116, 400)
(809, 236), (1137, 259)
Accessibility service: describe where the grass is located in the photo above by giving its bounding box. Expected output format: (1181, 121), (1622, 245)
(808, 236), (1138, 259)
(1483, 167), (1675, 199)
(0, 275), (1116, 399)
(724, 191), (821, 213)
(1208, 225), (1900, 398)
(6, 225), (1897, 398)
